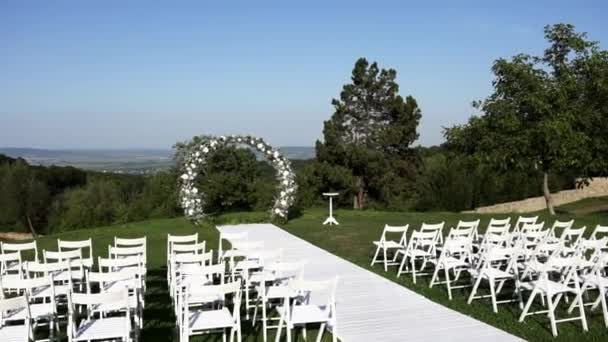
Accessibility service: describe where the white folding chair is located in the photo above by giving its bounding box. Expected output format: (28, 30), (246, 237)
(252, 260), (306, 342)
(370, 224), (409, 272)
(179, 280), (242, 342)
(519, 253), (588, 337)
(275, 277), (338, 342)
(57, 239), (93, 269)
(67, 289), (132, 342)
(396, 230), (440, 283)
(581, 225), (608, 252)
(1, 241), (38, 270)
(429, 228), (473, 300)
(108, 245), (147, 290)
(467, 245), (522, 312)
(239, 249), (283, 319)
(87, 269), (143, 330)
(1, 275), (59, 340)
(477, 219), (511, 252)
(0, 295), (33, 342)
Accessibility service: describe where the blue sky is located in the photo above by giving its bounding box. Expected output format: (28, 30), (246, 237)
(1, 1), (607, 149)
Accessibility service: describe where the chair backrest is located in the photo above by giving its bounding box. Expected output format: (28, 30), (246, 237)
(590, 225), (608, 240)
(179, 262), (225, 283)
(114, 236), (146, 247)
(172, 251), (214, 268)
(98, 255), (144, 275)
(58, 238), (92, 260)
(549, 219), (574, 237)
(488, 217), (511, 228)
(421, 222), (445, 244)
(69, 288), (130, 317)
(0, 274), (55, 306)
(521, 221), (545, 234)
(44, 249), (82, 263)
(379, 224), (409, 246)
(87, 270), (139, 293)
(1, 241), (38, 262)
(447, 226), (475, 241)
(171, 241), (206, 255)
(108, 245), (146, 259)
(0, 252), (22, 276)
(513, 216), (538, 232)
(25, 260), (70, 279)
(439, 231), (472, 261)
(167, 233), (198, 258)
(560, 225), (586, 246)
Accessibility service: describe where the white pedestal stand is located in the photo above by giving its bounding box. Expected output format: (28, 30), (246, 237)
(322, 192), (339, 226)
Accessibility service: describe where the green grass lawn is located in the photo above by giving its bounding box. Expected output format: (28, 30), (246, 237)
(21, 200), (608, 341)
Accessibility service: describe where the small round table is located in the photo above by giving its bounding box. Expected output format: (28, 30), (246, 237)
(322, 192), (339, 226)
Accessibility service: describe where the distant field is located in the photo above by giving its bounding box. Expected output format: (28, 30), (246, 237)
(0, 146), (315, 173)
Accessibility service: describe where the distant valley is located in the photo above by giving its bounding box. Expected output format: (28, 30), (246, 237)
(0, 147), (315, 174)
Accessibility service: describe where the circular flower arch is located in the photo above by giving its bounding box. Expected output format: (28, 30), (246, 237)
(178, 134), (297, 223)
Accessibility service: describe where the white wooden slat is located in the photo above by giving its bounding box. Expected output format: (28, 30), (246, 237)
(218, 224), (522, 342)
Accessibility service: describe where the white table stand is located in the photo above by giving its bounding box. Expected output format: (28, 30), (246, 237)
(322, 192), (339, 226)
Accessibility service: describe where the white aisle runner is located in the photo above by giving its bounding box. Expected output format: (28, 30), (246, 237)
(217, 224), (522, 342)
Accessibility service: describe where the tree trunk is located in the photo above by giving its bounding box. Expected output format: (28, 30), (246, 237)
(26, 214), (38, 239)
(543, 171), (556, 216)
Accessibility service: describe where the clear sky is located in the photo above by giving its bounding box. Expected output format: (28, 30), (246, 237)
(1, 0), (607, 149)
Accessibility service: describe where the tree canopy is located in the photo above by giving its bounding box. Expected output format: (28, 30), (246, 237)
(445, 24), (608, 214)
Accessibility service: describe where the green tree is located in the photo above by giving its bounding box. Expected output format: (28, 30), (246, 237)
(445, 24), (607, 215)
(316, 57), (421, 209)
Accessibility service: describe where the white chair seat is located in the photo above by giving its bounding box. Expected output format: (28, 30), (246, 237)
(0, 274), (22, 283)
(235, 260), (261, 271)
(266, 285), (298, 300)
(249, 270), (277, 284)
(93, 296), (139, 311)
(372, 240), (402, 249)
(521, 280), (575, 294)
(580, 274), (608, 287)
(0, 325), (29, 342)
(3, 303), (54, 321)
(74, 317), (131, 341)
(473, 267), (514, 280)
(405, 249), (433, 257)
(188, 308), (234, 330)
(440, 257), (468, 268)
(290, 305), (330, 325)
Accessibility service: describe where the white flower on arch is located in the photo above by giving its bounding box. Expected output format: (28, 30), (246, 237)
(178, 134), (297, 224)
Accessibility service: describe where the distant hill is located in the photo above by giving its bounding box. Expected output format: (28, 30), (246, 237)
(0, 146), (315, 173)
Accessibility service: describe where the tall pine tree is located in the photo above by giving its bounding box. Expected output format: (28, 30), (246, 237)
(316, 58), (421, 209)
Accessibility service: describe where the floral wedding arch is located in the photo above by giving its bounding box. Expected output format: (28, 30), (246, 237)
(178, 134), (297, 223)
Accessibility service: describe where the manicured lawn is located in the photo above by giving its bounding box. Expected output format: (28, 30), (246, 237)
(24, 202), (608, 341)
(281, 207), (608, 342)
